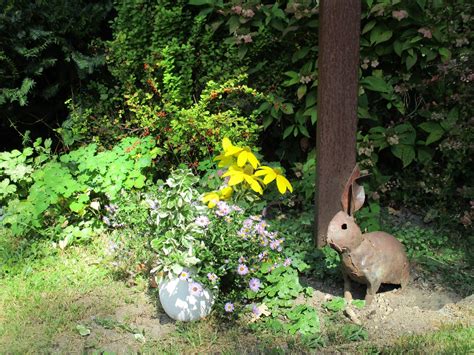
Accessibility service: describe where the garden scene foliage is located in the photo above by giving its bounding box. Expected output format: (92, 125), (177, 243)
(0, 0), (473, 353)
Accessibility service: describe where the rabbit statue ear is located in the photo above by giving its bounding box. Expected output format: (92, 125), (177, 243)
(351, 181), (365, 215)
(341, 164), (369, 216)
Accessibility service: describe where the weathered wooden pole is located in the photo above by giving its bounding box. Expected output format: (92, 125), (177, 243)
(315, 1), (361, 247)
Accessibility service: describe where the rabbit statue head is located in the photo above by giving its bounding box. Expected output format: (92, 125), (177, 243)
(326, 165), (367, 252)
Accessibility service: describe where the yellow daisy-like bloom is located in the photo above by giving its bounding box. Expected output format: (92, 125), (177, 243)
(254, 166), (293, 194)
(220, 186), (233, 200)
(216, 138), (260, 169)
(223, 166), (263, 195)
(202, 191), (220, 208)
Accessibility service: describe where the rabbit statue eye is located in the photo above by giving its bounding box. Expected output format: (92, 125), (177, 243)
(341, 223), (348, 230)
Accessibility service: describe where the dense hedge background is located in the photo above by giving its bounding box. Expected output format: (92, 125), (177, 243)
(1, 0), (472, 228)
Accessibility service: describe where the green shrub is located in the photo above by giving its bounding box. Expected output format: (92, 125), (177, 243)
(0, 0), (112, 139)
(2, 136), (158, 242)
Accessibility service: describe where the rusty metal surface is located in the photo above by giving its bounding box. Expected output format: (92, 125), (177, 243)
(327, 212), (410, 304)
(315, 0), (361, 247)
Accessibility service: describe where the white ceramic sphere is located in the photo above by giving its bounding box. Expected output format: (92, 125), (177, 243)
(159, 277), (214, 322)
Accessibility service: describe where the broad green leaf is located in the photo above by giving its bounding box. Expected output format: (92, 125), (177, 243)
(323, 297), (346, 312)
(419, 122), (442, 133)
(391, 144), (415, 167)
(438, 48), (451, 61)
(69, 201), (84, 213)
(188, 0), (214, 5)
(426, 130), (445, 145)
(361, 76), (392, 93)
(297, 85), (307, 100)
(370, 26), (393, 46)
(406, 52), (417, 70)
(362, 20), (376, 35)
(76, 324), (91, 336)
(281, 103), (294, 115)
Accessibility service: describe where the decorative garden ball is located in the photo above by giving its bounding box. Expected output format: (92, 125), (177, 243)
(158, 277), (214, 321)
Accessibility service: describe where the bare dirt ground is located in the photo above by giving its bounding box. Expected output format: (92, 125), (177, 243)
(304, 263), (473, 348)
(53, 264), (473, 354)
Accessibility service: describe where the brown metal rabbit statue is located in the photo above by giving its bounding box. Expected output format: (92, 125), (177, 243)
(326, 165), (410, 305)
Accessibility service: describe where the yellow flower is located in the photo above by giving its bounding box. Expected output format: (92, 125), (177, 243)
(217, 138), (260, 169)
(254, 166), (293, 194)
(223, 166), (263, 194)
(220, 186), (233, 200)
(202, 191), (220, 208)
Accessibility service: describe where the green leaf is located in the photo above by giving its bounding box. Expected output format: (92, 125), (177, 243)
(292, 47), (310, 62)
(281, 103), (294, 115)
(188, 0), (214, 5)
(283, 125), (295, 139)
(323, 297), (346, 312)
(419, 122), (442, 133)
(263, 116), (273, 130)
(297, 85), (307, 100)
(370, 26), (393, 46)
(362, 20), (376, 35)
(438, 48), (451, 61)
(76, 324), (91, 336)
(69, 201), (85, 213)
(298, 125), (310, 138)
(351, 299), (365, 309)
(425, 130), (445, 145)
(361, 76), (392, 93)
(393, 40), (403, 56)
(417, 147), (433, 165)
(406, 52), (418, 70)
(391, 144), (415, 167)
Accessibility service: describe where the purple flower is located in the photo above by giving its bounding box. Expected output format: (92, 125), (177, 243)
(207, 273), (218, 282)
(270, 240), (279, 250)
(243, 218), (253, 229)
(265, 231), (277, 239)
(283, 258), (292, 267)
(216, 201), (231, 217)
(224, 302), (235, 313)
(189, 282), (203, 296)
(102, 216), (111, 226)
(255, 221), (267, 235)
(195, 216), (210, 227)
(238, 256), (246, 263)
(249, 278), (261, 292)
(237, 264), (249, 275)
(252, 304), (262, 316)
(238, 228), (250, 239)
(146, 199), (158, 210)
(232, 205), (243, 213)
(258, 251), (268, 261)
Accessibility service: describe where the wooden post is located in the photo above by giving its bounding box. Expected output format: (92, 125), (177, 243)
(315, 1), (361, 247)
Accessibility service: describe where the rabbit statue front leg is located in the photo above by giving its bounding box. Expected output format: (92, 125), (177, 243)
(343, 271), (353, 301)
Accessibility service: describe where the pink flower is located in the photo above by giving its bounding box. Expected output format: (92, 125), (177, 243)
(237, 264), (249, 275)
(224, 302), (235, 312)
(195, 216), (210, 227)
(252, 304), (262, 316)
(231, 5), (242, 15)
(418, 27), (432, 39)
(189, 282), (203, 296)
(242, 9), (255, 18)
(249, 278), (261, 292)
(242, 34), (253, 43)
(392, 10), (408, 21)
